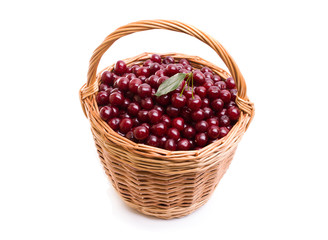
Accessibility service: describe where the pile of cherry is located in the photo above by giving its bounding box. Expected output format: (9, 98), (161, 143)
(96, 54), (241, 151)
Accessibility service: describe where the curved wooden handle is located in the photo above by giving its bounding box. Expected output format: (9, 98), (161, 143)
(84, 19), (248, 100)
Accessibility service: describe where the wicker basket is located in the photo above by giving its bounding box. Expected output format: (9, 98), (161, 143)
(79, 20), (254, 219)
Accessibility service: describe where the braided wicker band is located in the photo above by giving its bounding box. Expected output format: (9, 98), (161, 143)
(80, 20), (254, 219)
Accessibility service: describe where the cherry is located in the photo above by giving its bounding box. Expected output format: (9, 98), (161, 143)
(141, 97), (154, 110)
(191, 109), (205, 122)
(230, 89), (237, 101)
(116, 77), (130, 91)
(171, 93), (186, 108)
(151, 123), (167, 137)
(108, 118), (121, 131)
(202, 98), (210, 108)
(195, 120), (209, 133)
(211, 99), (224, 112)
(172, 117), (184, 131)
(133, 126), (149, 140)
(132, 118), (140, 127)
(125, 73), (136, 80)
(164, 139), (177, 151)
(96, 91), (109, 106)
(155, 70), (165, 78)
(219, 127), (229, 138)
(143, 59), (153, 67)
(99, 83), (110, 92)
(157, 76), (169, 86)
(183, 90), (193, 99)
(141, 123), (150, 130)
(153, 105), (164, 115)
(128, 78), (142, 93)
(215, 81), (227, 90)
(156, 94), (170, 106)
(201, 66), (212, 73)
(151, 54), (162, 63)
(163, 56), (174, 64)
(227, 106), (240, 121)
(148, 109), (162, 124)
(177, 139), (191, 150)
(207, 125), (220, 139)
(137, 67), (150, 78)
(207, 117), (219, 126)
(226, 77), (236, 89)
(119, 118), (133, 133)
(204, 72), (214, 79)
(181, 106), (192, 121)
(147, 135), (160, 147)
(195, 86), (207, 98)
(167, 128), (180, 140)
(127, 102), (140, 116)
(165, 64), (179, 76)
(147, 75), (159, 88)
(179, 59), (190, 65)
(161, 115), (172, 127)
(183, 126), (196, 139)
(219, 115), (231, 127)
(213, 75), (221, 82)
(195, 133), (208, 147)
(159, 136), (168, 148)
(126, 131), (134, 141)
(193, 70), (205, 85)
(207, 86), (220, 99)
(187, 97), (202, 111)
(121, 98), (131, 110)
(203, 107), (214, 119)
(99, 106), (114, 121)
(109, 92), (124, 106)
(114, 60), (127, 75)
(101, 71), (115, 85)
(166, 106), (180, 118)
(220, 90), (231, 103)
(137, 83), (152, 98)
(137, 110), (149, 122)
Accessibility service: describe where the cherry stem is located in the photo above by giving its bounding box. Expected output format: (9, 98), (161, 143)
(180, 73), (194, 98)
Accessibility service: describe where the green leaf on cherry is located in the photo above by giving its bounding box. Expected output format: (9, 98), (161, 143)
(154, 73), (186, 97)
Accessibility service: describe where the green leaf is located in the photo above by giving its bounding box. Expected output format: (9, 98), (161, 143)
(154, 73), (187, 97)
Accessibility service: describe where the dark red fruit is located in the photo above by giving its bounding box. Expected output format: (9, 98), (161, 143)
(172, 117), (184, 131)
(164, 139), (177, 151)
(166, 106), (180, 118)
(171, 93), (186, 108)
(99, 106), (113, 121)
(161, 114), (172, 127)
(195, 120), (209, 133)
(141, 97), (154, 110)
(226, 77), (236, 89)
(147, 135), (160, 147)
(193, 70), (205, 85)
(203, 107), (214, 119)
(133, 126), (149, 140)
(211, 99), (224, 112)
(195, 86), (207, 98)
(227, 106), (240, 121)
(109, 92), (124, 106)
(207, 117), (219, 126)
(215, 81), (227, 90)
(156, 94), (170, 106)
(213, 75), (221, 82)
(108, 118), (120, 131)
(116, 77), (130, 91)
(99, 83), (110, 92)
(219, 127), (229, 138)
(151, 123), (167, 137)
(151, 54), (161, 63)
(96, 91), (109, 106)
(195, 133), (208, 147)
(137, 83), (152, 98)
(207, 86), (220, 99)
(136, 67), (150, 78)
(202, 98), (210, 108)
(167, 128), (180, 140)
(220, 90), (231, 103)
(114, 60), (127, 75)
(207, 125), (220, 139)
(148, 109), (162, 124)
(147, 75), (159, 88)
(137, 110), (149, 122)
(179, 59), (190, 65)
(149, 63), (161, 75)
(177, 139), (191, 150)
(191, 109), (205, 122)
(128, 78), (142, 93)
(163, 56), (174, 64)
(165, 64), (179, 76)
(127, 103), (140, 116)
(230, 89), (237, 101)
(119, 118), (133, 133)
(183, 126), (196, 139)
(187, 97), (202, 111)
(101, 71), (115, 85)
(219, 115), (231, 127)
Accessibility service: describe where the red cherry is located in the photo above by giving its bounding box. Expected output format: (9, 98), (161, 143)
(114, 60), (127, 75)
(195, 120), (209, 133)
(172, 117), (184, 131)
(164, 139), (177, 151)
(219, 127), (229, 138)
(226, 77), (236, 89)
(146, 135), (160, 147)
(109, 92), (124, 106)
(151, 54), (162, 63)
(101, 71), (115, 85)
(207, 86), (220, 99)
(133, 126), (149, 141)
(128, 78), (142, 93)
(177, 139), (191, 150)
(151, 123), (167, 137)
(195, 133), (208, 147)
(148, 109), (162, 124)
(96, 91), (109, 106)
(227, 106), (240, 121)
(167, 128), (180, 140)
(207, 125), (220, 139)
(182, 126), (196, 139)
(119, 118), (133, 133)
(137, 83), (152, 98)
(171, 93), (187, 108)
(108, 118), (121, 131)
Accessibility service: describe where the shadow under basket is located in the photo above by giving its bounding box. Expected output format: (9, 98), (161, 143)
(79, 20), (255, 219)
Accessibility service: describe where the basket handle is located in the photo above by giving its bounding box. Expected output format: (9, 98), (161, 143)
(81, 20), (254, 122)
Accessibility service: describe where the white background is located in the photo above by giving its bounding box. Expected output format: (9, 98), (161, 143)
(1, 0), (327, 239)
